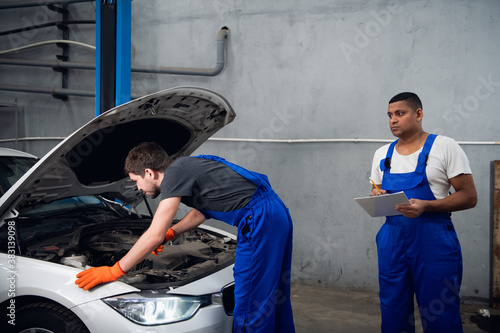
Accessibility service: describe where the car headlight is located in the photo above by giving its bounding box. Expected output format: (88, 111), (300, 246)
(103, 292), (211, 325)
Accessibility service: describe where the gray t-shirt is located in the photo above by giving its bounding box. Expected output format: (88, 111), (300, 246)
(160, 157), (258, 212)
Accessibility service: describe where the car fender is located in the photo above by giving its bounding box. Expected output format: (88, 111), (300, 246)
(0, 254), (139, 309)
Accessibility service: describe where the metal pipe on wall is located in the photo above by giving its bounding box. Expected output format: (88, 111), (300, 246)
(0, 27), (229, 98)
(0, 20), (95, 37)
(0, 136), (498, 146)
(131, 27), (229, 76)
(0, 27), (228, 76)
(0, 137), (65, 144)
(209, 137), (500, 145)
(0, 58), (94, 70)
(0, 84), (94, 97)
(0, 0), (91, 9)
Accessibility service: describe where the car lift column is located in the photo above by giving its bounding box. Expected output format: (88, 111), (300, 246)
(95, 0), (131, 116)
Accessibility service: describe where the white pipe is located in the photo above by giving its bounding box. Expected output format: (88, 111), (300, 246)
(209, 137), (393, 143)
(0, 137), (498, 145)
(208, 137), (500, 145)
(0, 40), (95, 55)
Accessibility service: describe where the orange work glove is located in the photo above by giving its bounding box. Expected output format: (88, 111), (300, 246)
(152, 228), (176, 256)
(75, 262), (125, 290)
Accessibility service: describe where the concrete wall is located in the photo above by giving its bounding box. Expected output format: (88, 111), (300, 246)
(0, 0), (499, 300)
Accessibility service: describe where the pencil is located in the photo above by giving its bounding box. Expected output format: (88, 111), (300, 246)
(371, 180), (382, 194)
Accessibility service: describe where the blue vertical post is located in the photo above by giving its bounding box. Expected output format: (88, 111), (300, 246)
(116, 0), (131, 106)
(95, 0), (131, 117)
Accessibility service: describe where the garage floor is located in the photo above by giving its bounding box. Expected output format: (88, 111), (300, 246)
(291, 284), (500, 333)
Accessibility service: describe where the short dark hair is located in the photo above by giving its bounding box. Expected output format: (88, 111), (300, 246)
(389, 92), (422, 111)
(124, 142), (173, 176)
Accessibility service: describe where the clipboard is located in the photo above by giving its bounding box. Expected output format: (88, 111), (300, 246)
(354, 191), (410, 217)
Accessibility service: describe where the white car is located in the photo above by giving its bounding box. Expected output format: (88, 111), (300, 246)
(0, 87), (237, 333)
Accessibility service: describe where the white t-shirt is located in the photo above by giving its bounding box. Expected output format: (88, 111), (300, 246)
(370, 135), (472, 199)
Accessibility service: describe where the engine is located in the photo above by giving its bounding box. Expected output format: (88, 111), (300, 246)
(22, 220), (237, 288)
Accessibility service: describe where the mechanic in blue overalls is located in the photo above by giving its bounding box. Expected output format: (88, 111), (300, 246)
(75, 141), (295, 333)
(369, 92), (477, 333)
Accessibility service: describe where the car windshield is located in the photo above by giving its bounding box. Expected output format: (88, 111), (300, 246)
(0, 155), (37, 196)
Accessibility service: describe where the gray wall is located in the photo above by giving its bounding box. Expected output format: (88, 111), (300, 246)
(1, 0), (499, 301)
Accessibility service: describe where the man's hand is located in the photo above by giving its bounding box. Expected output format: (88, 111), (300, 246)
(75, 262), (125, 290)
(369, 188), (386, 196)
(395, 198), (426, 218)
(369, 181), (386, 196)
(152, 244), (164, 256)
(152, 228), (176, 256)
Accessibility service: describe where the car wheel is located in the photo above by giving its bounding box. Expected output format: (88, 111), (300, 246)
(15, 302), (89, 333)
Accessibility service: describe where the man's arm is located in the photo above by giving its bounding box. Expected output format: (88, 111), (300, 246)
(75, 196), (182, 290)
(119, 196), (181, 272)
(171, 208), (207, 235)
(395, 173), (478, 218)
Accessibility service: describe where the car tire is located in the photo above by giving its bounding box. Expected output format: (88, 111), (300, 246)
(14, 301), (89, 333)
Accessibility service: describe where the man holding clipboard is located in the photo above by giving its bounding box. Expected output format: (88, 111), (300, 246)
(369, 92), (477, 333)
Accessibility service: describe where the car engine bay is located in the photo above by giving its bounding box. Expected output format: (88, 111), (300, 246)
(3, 215), (236, 289)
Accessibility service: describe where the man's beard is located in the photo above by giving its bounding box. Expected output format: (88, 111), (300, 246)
(148, 191), (160, 199)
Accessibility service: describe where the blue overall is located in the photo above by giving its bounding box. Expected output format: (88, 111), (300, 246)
(194, 155), (295, 333)
(376, 134), (463, 333)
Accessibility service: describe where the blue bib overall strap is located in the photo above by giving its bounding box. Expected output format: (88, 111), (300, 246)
(381, 134), (451, 223)
(376, 135), (463, 333)
(193, 154), (273, 226)
(192, 155), (295, 333)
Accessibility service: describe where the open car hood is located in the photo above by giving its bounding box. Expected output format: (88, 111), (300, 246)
(0, 87), (235, 217)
